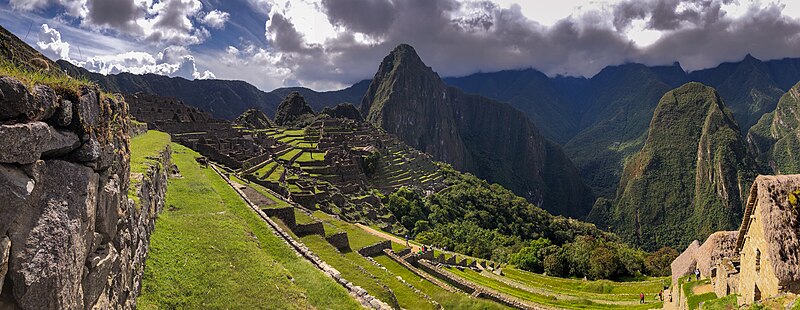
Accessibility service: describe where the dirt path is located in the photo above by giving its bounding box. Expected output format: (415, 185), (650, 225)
(355, 224), (420, 252)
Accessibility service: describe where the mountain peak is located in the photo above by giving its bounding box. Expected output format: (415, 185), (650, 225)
(383, 43), (426, 71)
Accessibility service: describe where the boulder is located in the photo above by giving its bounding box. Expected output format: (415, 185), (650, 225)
(0, 122), (50, 164)
(75, 86), (100, 131)
(0, 76), (32, 120)
(0, 122), (80, 164)
(0, 77), (62, 122)
(8, 160), (99, 310)
(0, 163), (38, 234)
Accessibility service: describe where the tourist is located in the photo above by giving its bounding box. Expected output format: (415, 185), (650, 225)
(639, 293), (644, 304)
(695, 268), (701, 280)
(659, 290), (663, 301)
(405, 234), (409, 247)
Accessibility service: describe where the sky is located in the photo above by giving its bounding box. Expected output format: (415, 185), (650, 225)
(1, 0), (800, 92)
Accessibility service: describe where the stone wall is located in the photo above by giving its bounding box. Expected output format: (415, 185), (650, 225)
(294, 222), (324, 237)
(262, 207), (296, 229)
(0, 77), (169, 310)
(325, 232), (351, 252)
(357, 240), (392, 257)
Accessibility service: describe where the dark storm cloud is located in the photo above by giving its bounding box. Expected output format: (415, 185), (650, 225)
(321, 0), (396, 35)
(261, 0), (800, 88)
(86, 0), (144, 33)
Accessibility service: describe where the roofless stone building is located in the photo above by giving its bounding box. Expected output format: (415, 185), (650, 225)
(670, 174), (800, 308)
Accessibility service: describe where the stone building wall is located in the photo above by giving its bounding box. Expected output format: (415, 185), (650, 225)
(357, 240), (392, 257)
(0, 77), (169, 310)
(294, 222), (324, 237)
(738, 203), (781, 305)
(325, 232), (350, 251)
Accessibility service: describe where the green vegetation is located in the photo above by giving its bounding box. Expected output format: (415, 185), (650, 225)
(748, 82), (800, 174)
(446, 267), (662, 309)
(279, 149), (303, 161)
(371, 255), (508, 309)
(701, 294), (738, 310)
(0, 58), (94, 99)
(128, 130), (171, 206)
(129, 131), (171, 175)
(138, 144), (359, 309)
(609, 82), (758, 251)
(386, 164), (670, 280)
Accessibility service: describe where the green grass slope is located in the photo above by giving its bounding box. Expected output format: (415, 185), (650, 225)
(747, 81), (800, 174)
(608, 82), (758, 250)
(138, 142), (359, 309)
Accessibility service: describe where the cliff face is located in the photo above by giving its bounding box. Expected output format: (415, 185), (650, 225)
(0, 76), (169, 309)
(608, 82), (758, 250)
(747, 81), (800, 174)
(362, 44), (593, 217)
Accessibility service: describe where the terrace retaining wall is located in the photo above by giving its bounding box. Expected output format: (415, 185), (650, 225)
(294, 221), (324, 237)
(357, 240), (392, 257)
(325, 232), (350, 252)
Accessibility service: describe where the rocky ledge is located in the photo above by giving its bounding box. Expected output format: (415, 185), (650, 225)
(0, 76), (169, 310)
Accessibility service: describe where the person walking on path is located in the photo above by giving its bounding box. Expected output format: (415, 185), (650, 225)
(405, 234), (409, 247)
(639, 293), (645, 304)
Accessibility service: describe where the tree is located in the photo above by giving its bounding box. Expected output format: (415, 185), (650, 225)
(589, 246), (619, 280)
(509, 238), (552, 272)
(645, 247), (679, 276)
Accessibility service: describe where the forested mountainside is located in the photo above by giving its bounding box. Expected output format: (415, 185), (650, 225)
(747, 81), (800, 174)
(361, 44), (593, 218)
(446, 56), (800, 199)
(593, 82), (758, 250)
(56, 60), (366, 119)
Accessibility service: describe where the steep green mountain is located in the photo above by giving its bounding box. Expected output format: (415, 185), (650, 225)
(605, 82), (758, 250)
(747, 81), (800, 173)
(446, 56), (798, 200)
(362, 44), (593, 218)
(56, 60), (369, 119)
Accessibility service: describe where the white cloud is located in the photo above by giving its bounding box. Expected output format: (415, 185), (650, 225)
(36, 23), (71, 60)
(76, 45), (216, 80)
(200, 9), (230, 29)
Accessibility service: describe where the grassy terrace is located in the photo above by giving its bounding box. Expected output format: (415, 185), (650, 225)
(129, 130), (171, 175)
(138, 143), (359, 309)
(269, 208), (508, 310)
(128, 130), (171, 205)
(279, 148), (303, 161)
(371, 255), (508, 309)
(445, 267), (663, 310)
(230, 175), (289, 209)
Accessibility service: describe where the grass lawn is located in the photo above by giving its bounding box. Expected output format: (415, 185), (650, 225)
(252, 161), (276, 178)
(372, 255), (508, 309)
(446, 267), (663, 310)
(279, 149), (303, 161)
(129, 130), (171, 175)
(138, 143), (359, 310)
(295, 151), (326, 162)
(502, 268), (668, 297)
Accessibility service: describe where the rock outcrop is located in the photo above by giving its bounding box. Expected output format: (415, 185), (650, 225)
(609, 82), (758, 250)
(321, 103), (363, 121)
(361, 44), (593, 217)
(0, 76), (169, 309)
(235, 108), (274, 129)
(274, 92), (314, 126)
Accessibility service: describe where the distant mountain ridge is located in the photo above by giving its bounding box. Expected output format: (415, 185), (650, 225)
(56, 60), (368, 119)
(446, 55), (800, 198)
(361, 44), (594, 218)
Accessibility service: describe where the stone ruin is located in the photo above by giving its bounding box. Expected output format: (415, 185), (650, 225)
(0, 77), (170, 309)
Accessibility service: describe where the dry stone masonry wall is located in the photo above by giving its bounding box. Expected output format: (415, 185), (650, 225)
(0, 76), (169, 310)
